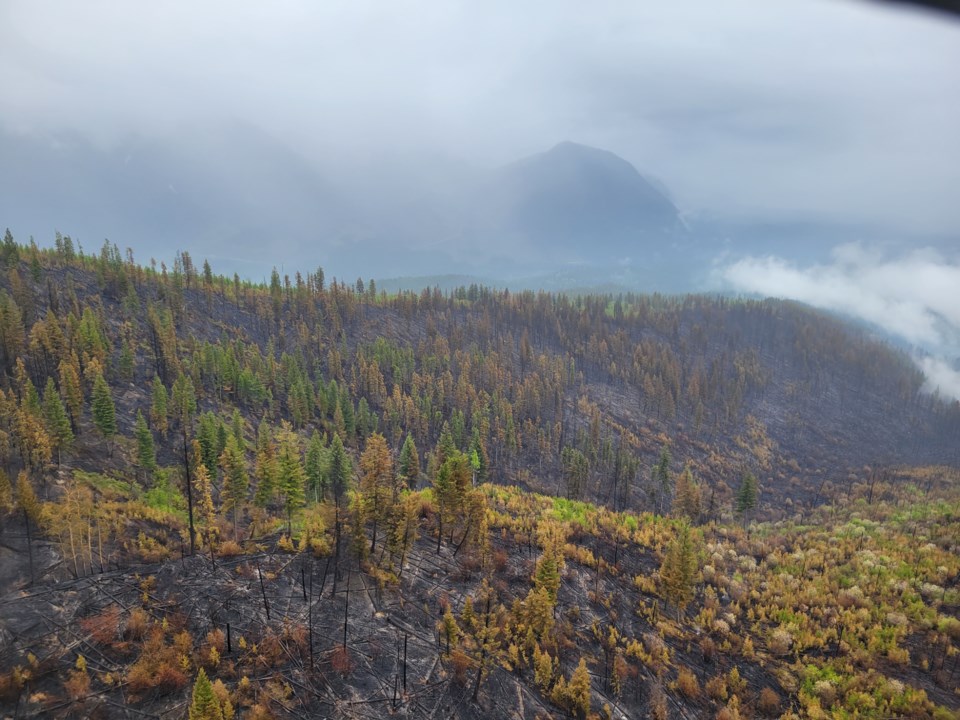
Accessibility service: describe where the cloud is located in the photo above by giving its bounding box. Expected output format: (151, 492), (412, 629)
(917, 357), (960, 404)
(720, 243), (960, 400)
(1, 0), (959, 236)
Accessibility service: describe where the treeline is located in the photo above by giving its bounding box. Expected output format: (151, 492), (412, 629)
(0, 229), (957, 539)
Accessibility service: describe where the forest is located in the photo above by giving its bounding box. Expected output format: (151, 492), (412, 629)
(0, 230), (958, 719)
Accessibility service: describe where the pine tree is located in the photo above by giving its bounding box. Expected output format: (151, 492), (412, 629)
(304, 430), (327, 504)
(150, 375), (169, 436)
(171, 373), (197, 428)
(134, 410), (157, 477)
(91, 371), (117, 451)
(469, 430), (489, 483)
(359, 432), (395, 553)
(735, 471), (758, 527)
(42, 377), (73, 465)
(659, 522), (699, 619)
(192, 440), (217, 541)
(397, 433), (420, 490)
(253, 420), (279, 508)
(567, 657), (592, 719)
(230, 408), (244, 444)
(189, 668), (225, 720)
(58, 356), (83, 433)
(328, 432), (352, 509)
(276, 423), (306, 534)
(433, 450), (470, 553)
(674, 465), (701, 523)
(219, 435), (249, 540)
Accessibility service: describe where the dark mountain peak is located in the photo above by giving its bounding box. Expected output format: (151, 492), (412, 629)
(490, 142), (681, 259)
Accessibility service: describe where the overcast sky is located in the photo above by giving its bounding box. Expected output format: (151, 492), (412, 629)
(2, 0), (960, 234)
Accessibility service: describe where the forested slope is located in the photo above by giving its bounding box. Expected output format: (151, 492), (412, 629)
(0, 232), (958, 719)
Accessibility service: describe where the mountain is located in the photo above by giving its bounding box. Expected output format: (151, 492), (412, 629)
(486, 141), (683, 261)
(0, 130), (691, 284)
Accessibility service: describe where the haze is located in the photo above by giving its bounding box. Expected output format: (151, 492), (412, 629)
(3, 0), (959, 237)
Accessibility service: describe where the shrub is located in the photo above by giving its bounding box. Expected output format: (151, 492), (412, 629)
(64, 655), (90, 700)
(450, 649), (472, 686)
(677, 667), (700, 698)
(125, 608), (150, 641)
(330, 646), (353, 676)
(79, 605), (122, 646)
(706, 673), (728, 701)
(218, 540), (243, 557)
(758, 687), (780, 716)
(769, 628), (793, 656)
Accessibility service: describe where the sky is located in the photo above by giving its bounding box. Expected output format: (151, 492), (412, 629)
(2, 0), (960, 234)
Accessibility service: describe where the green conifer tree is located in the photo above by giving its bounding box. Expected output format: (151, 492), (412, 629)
(150, 375), (169, 436)
(735, 471), (758, 527)
(188, 668), (224, 720)
(134, 410), (157, 477)
(42, 377), (73, 465)
(219, 435), (249, 540)
(91, 372), (117, 451)
(398, 433), (420, 490)
(305, 430), (328, 503)
(328, 432), (352, 509)
(276, 424), (307, 534)
(253, 420), (279, 508)
(659, 522), (699, 619)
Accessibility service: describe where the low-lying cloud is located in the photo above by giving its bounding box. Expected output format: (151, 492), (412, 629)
(720, 243), (960, 401)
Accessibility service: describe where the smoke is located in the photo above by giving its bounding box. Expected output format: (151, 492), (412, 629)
(720, 243), (960, 400)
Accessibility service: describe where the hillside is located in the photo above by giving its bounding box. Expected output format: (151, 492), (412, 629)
(0, 236), (958, 718)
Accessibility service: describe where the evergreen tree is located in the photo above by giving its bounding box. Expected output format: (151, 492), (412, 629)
(398, 433), (420, 490)
(674, 465), (701, 523)
(197, 412), (221, 481)
(150, 375), (169, 436)
(42, 377), (73, 465)
(134, 410), (157, 477)
(230, 408), (244, 444)
(305, 430), (328, 503)
(652, 443), (671, 515)
(659, 522), (699, 619)
(328, 432), (352, 509)
(567, 657), (592, 719)
(58, 356), (83, 433)
(276, 423), (306, 534)
(188, 668), (224, 720)
(171, 373), (197, 428)
(192, 440), (217, 542)
(561, 446), (589, 500)
(469, 430), (489, 483)
(735, 471), (758, 527)
(433, 450), (470, 553)
(358, 432), (395, 553)
(118, 338), (135, 381)
(91, 371), (117, 450)
(339, 392), (355, 441)
(219, 435), (249, 540)
(253, 420), (279, 508)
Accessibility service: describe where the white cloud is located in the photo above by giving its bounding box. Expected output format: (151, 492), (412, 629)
(918, 356), (960, 403)
(720, 243), (960, 400)
(1, 0), (959, 234)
